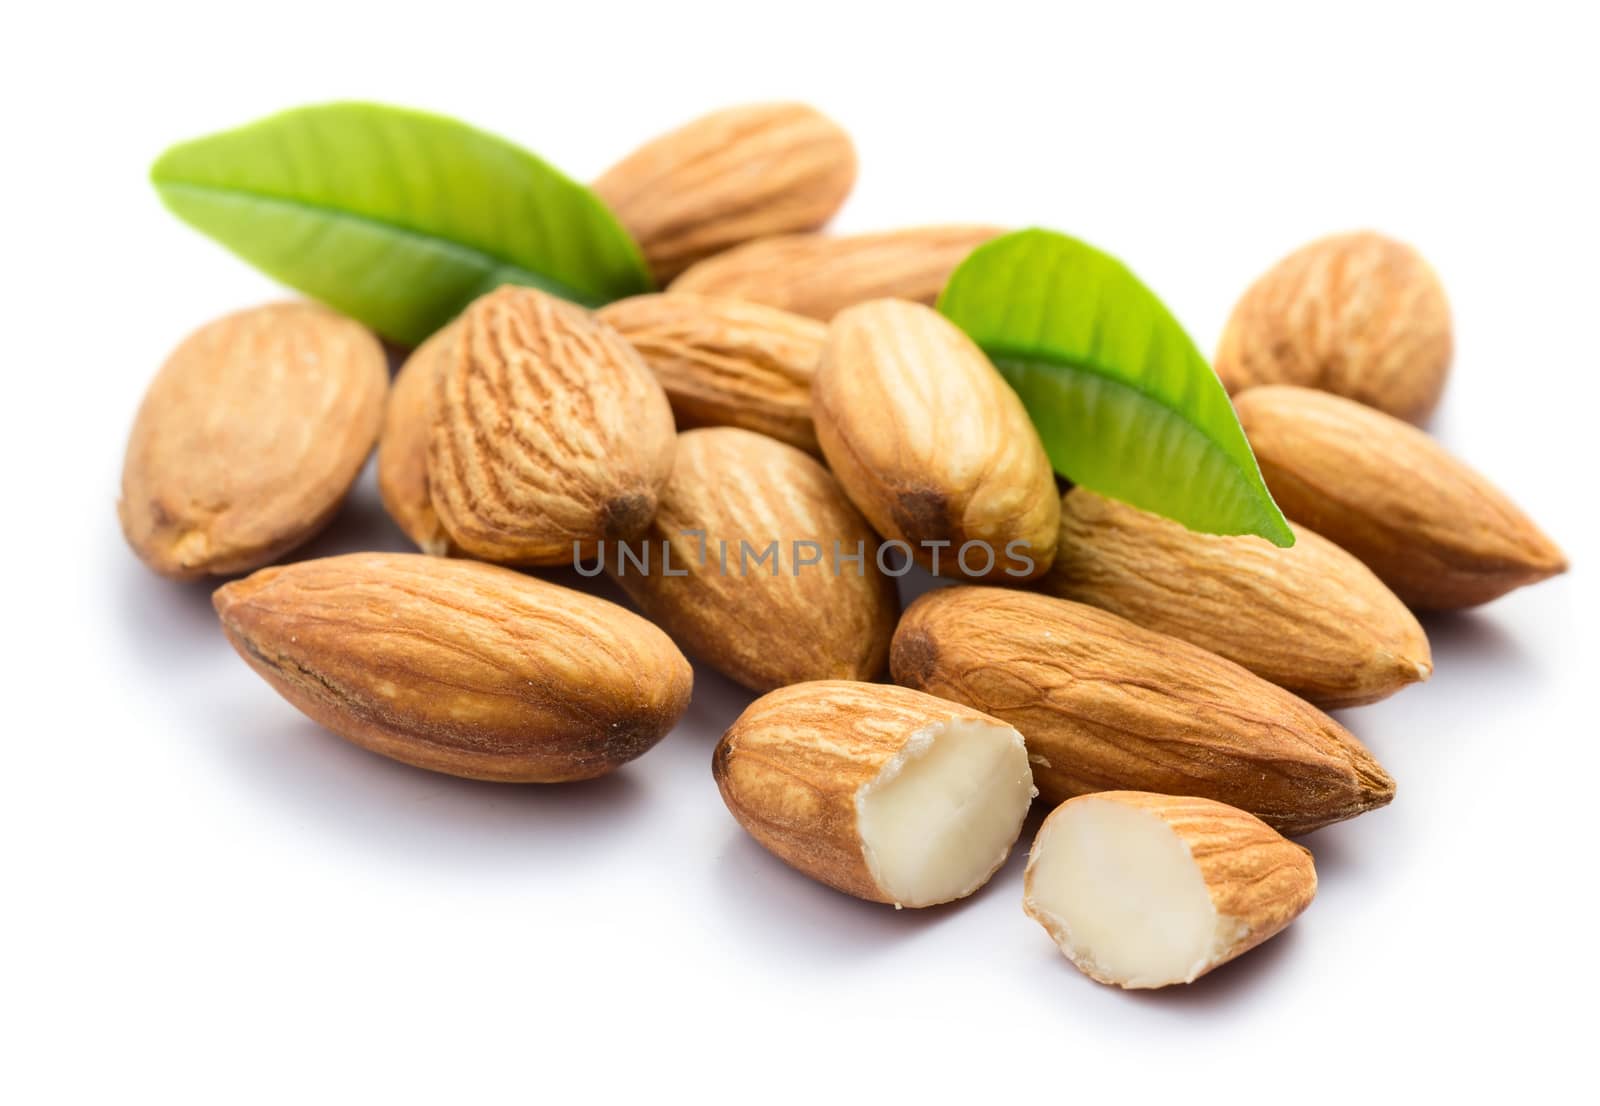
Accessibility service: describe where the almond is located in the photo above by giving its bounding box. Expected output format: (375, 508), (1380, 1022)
(1216, 231), (1452, 424)
(1024, 791), (1316, 989)
(891, 587), (1394, 835)
(597, 293), (824, 453)
(214, 553), (692, 782)
(671, 225), (1002, 320)
(713, 680), (1035, 908)
(119, 302), (387, 579)
(376, 322), (459, 556)
(1234, 386), (1567, 609)
(1043, 488), (1431, 707)
(593, 102), (856, 284)
(609, 428), (898, 691)
(813, 299), (1059, 580)
(426, 286), (676, 565)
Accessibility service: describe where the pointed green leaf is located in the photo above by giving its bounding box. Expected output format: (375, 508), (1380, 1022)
(151, 102), (653, 345)
(938, 228), (1293, 546)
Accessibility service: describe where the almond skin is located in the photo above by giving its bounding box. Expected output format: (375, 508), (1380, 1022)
(376, 322), (459, 556)
(593, 102), (856, 284)
(214, 553), (693, 782)
(597, 293), (825, 453)
(814, 299), (1059, 580)
(891, 587), (1395, 835)
(609, 428), (898, 691)
(1042, 488), (1431, 708)
(426, 286), (676, 566)
(119, 302), (387, 579)
(671, 225), (1003, 320)
(1235, 386), (1567, 610)
(1216, 231), (1452, 424)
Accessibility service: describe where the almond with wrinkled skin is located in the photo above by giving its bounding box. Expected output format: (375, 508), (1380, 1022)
(119, 302), (387, 579)
(671, 225), (1003, 320)
(214, 553), (692, 782)
(813, 299), (1059, 580)
(593, 102), (856, 284)
(376, 322), (459, 556)
(891, 587), (1394, 835)
(1042, 488), (1431, 707)
(597, 293), (824, 453)
(1216, 231), (1452, 423)
(714, 680), (1035, 908)
(1235, 386), (1567, 609)
(1024, 791), (1316, 989)
(427, 286), (676, 565)
(610, 428), (897, 691)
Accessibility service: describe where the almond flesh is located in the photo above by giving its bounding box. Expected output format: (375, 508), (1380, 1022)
(714, 681), (1035, 908)
(1234, 386), (1567, 610)
(597, 293), (825, 453)
(891, 586), (1394, 835)
(1043, 488), (1432, 707)
(214, 553), (693, 782)
(671, 225), (1003, 320)
(1024, 791), (1317, 989)
(119, 301), (388, 579)
(376, 322), (459, 556)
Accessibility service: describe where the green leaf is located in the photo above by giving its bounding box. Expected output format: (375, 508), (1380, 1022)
(151, 102), (653, 345)
(938, 228), (1293, 547)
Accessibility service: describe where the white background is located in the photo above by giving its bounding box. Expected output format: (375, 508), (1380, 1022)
(5, 2), (1596, 1101)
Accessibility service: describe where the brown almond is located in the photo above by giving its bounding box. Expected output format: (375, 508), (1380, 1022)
(1216, 231), (1453, 424)
(891, 587), (1394, 835)
(119, 302), (388, 579)
(1043, 488), (1431, 707)
(610, 428), (898, 691)
(376, 322), (459, 556)
(597, 293), (824, 453)
(426, 286), (676, 566)
(214, 553), (692, 782)
(671, 225), (1003, 320)
(814, 299), (1059, 580)
(1235, 386), (1567, 609)
(593, 102), (856, 284)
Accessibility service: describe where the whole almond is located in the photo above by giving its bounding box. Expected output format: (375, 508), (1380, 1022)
(1024, 791), (1316, 989)
(891, 587), (1394, 835)
(609, 428), (898, 691)
(376, 322), (459, 556)
(1043, 488), (1431, 707)
(671, 225), (1003, 320)
(214, 553), (692, 782)
(814, 299), (1059, 580)
(714, 680), (1035, 908)
(1235, 386), (1567, 609)
(427, 286), (676, 565)
(1216, 231), (1452, 423)
(593, 102), (856, 284)
(597, 293), (824, 453)
(119, 302), (387, 579)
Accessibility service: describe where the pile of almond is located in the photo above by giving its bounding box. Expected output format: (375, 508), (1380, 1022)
(121, 103), (1566, 991)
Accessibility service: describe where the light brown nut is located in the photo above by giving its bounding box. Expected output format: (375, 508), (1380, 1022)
(609, 428), (897, 691)
(1216, 231), (1453, 424)
(891, 587), (1394, 835)
(1024, 791), (1317, 989)
(593, 102), (856, 284)
(671, 225), (1003, 320)
(214, 553), (692, 782)
(813, 299), (1059, 580)
(713, 680), (1035, 908)
(1234, 386), (1567, 610)
(426, 286), (676, 566)
(597, 293), (824, 453)
(376, 322), (459, 556)
(1042, 488), (1431, 708)
(119, 302), (387, 579)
